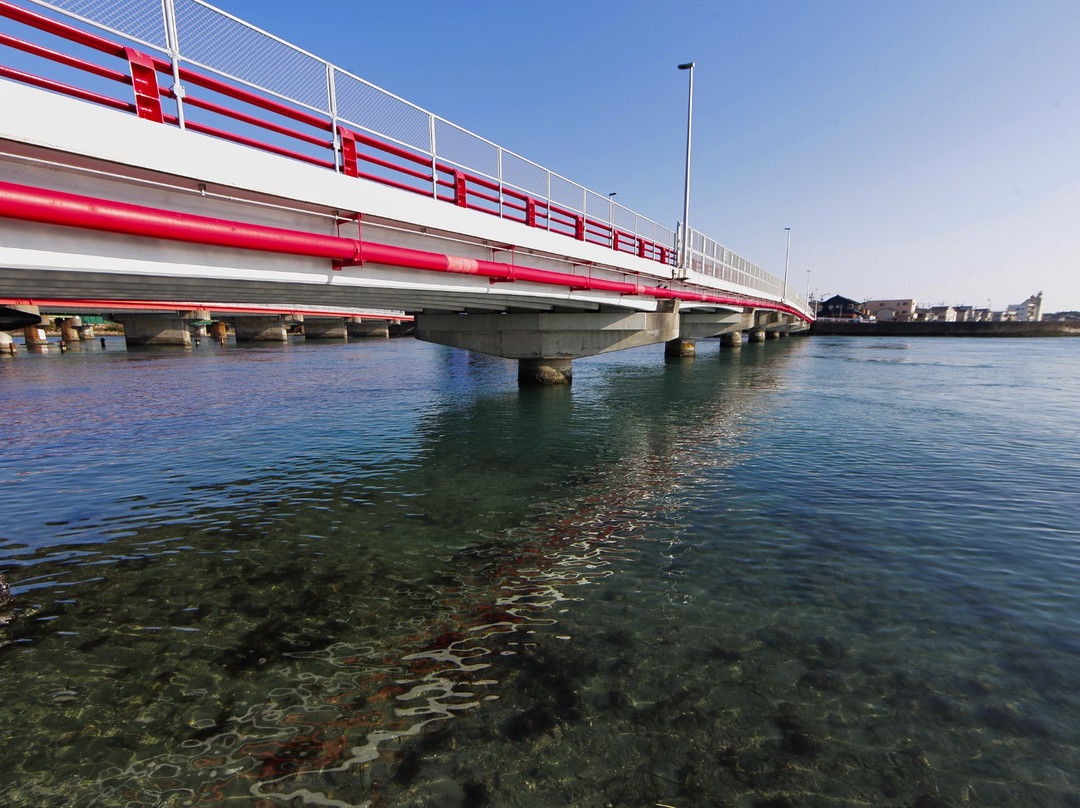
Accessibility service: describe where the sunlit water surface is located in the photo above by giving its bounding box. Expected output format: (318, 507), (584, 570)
(1, 335), (1078, 807)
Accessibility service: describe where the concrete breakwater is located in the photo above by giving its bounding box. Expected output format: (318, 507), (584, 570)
(810, 320), (1080, 337)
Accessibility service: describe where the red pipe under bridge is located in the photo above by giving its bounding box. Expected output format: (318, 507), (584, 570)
(0, 0), (810, 379)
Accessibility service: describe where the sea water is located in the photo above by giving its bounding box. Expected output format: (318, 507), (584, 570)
(1, 335), (1078, 807)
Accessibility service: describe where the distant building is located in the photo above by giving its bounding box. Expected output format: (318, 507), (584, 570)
(954, 305), (976, 322)
(926, 306), (957, 322)
(864, 298), (917, 322)
(817, 295), (867, 319)
(1006, 292), (1043, 322)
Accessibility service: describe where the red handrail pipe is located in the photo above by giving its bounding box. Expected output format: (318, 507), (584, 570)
(0, 180), (810, 320)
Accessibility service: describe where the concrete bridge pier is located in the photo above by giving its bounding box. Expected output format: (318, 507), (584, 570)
(232, 315), (287, 342)
(56, 317), (81, 343)
(211, 320), (228, 343)
(10, 305), (47, 346)
(347, 317), (390, 339)
(115, 315), (191, 346)
(721, 331), (743, 348)
(415, 306), (680, 386)
(664, 337), (696, 358)
(766, 330), (780, 339)
(305, 316), (348, 339)
(748, 330), (766, 343)
(519, 358), (573, 385)
(77, 324), (95, 340)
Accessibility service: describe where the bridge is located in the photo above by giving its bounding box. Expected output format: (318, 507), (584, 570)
(0, 0), (812, 383)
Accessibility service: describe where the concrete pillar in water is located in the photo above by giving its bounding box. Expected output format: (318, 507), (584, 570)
(22, 326), (48, 345)
(304, 317), (348, 340)
(664, 337), (696, 357)
(0, 331), (14, 353)
(58, 318), (80, 343)
(748, 330), (766, 343)
(519, 358), (572, 386)
(210, 321), (228, 343)
(721, 331), (743, 348)
(232, 316), (287, 342)
(347, 317), (390, 338)
(766, 330), (780, 340)
(77, 325), (95, 340)
(117, 315), (191, 346)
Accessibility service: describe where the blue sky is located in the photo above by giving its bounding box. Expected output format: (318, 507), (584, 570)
(26, 0), (1080, 312)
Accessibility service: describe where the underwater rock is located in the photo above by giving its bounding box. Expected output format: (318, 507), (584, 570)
(0, 573), (11, 610)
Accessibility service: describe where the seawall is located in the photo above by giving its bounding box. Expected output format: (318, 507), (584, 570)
(810, 320), (1080, 337)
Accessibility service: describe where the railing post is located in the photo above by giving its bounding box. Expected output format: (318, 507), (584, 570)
(161, 0), (185, 128)
(327, 64), (340, 172)
(497, 148), (503, 219)
(525, 198), (536, 228)
(545, 172), (551, 231)
(429, 115), (439, 199)
(574, 213), (584, 241)
(124, 46), (164, 123)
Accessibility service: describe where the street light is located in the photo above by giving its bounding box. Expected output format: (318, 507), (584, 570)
(782, 227), (791, 303)
(805, 269), (811, 300)
(677, 62), (694, 277)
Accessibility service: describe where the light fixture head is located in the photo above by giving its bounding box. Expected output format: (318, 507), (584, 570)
(677, 62), (695, 70)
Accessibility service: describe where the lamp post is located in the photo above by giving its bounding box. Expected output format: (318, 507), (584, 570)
(782, 226), (791, 303)
(677, 62), (694, 276)
(805, 269), (811, 300)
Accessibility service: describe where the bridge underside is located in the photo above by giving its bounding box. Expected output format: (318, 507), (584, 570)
(0, 78), (807, 382)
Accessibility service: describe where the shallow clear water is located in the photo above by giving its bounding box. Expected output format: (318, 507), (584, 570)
(1, 335), (1078, 807)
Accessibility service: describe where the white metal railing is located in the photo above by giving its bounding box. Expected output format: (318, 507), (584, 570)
(14, 0), (810, 316)
(685, 225), (809, 312)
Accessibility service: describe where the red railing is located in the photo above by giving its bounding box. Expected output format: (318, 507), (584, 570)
(0, 0), (677, 268)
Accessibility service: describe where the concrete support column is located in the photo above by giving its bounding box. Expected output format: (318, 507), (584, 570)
(14, 305), (47, 346)
(76, 325), (95, 340)
(778, 330), (789, 338)
(748, 330), (766, 343)
(519, 358), (572, 386)
(304, 317), (348, 340)
(0, 331), (14, 353)
(766, 330), (780, 340)
(22, 326), (47, 345)
(232, 316), (287, 342)
(348, 317), (390, 339)
(721, 331), (743, 348)
(664, 337), (696, 357)
(58, 318), (80, 343)
(211, 321), (228, 343)
(117, 315), (191, 346)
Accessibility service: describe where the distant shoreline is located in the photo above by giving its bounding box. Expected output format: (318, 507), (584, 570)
(809, 320), (1080, 338)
